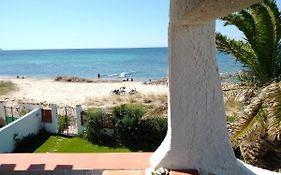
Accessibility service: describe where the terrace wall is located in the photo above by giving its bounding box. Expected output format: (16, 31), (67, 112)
(0, 108), (42, 153)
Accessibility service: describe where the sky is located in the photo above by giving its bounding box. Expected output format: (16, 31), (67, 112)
(0, 0), (280, 50)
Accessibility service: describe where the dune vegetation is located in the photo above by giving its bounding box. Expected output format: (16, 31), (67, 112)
(0, 80), (17, 96)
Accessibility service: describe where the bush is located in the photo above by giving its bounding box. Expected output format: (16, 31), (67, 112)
(136, 118), (167, 151)
(58, 115), (69, 133)
(112, 104), (145, 142)
(112, 104), (167, 151)
(84, 108), (107, 144)
(13, 130), (51, 152)
(84, 104), (168, 151)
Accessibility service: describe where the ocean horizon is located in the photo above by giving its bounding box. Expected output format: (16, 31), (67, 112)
(0, 47), (241, 80)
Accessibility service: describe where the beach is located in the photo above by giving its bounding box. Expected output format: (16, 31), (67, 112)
(0, 48), (241, 109)
(0, 77), (168, 107)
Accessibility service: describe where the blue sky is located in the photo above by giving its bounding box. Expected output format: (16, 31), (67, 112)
(0, 0), (280, 50)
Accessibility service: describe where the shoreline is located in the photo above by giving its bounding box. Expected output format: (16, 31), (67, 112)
(0, 75), (158, 83)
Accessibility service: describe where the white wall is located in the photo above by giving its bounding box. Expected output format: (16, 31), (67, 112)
(0, 108), (42, 153)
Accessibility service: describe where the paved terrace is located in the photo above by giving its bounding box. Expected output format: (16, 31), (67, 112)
(0, 153), (198, 175)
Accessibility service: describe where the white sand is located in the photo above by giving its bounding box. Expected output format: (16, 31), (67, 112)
(0, 78), (168, 107)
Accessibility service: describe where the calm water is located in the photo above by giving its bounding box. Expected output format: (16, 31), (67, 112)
(0, 47), (241, 80)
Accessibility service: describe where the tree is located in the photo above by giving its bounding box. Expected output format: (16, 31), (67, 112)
(217, 0), (281, 170)
(216, 0), (281, 85)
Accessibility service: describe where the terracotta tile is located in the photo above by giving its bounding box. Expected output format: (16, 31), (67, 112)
(170, 170), (199, 175)
(102, 170), (145, 175)
(0, 153), (152, 171)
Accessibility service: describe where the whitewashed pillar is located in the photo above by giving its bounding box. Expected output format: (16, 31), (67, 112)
(51, 104), (58, 134)
(150, 0), (261, 174)
(0, 101), (6, 120)
(76, 105), (83, 134)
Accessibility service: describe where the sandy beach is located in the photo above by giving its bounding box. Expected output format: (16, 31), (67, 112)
(0, 78), (168, 107)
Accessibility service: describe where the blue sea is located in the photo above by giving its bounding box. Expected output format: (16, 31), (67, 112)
(0, 47), (241, 80)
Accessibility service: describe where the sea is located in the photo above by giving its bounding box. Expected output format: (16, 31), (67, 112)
(0, 47), (241, 80)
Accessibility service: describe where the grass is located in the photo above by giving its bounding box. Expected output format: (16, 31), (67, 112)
(0, 80), (17, 96)
(35, 135), (130, 153)
(227, 115), (237, 123)
(84, 93), (168, 108)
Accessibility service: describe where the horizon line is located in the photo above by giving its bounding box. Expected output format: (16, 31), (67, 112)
(1, 46), (168, 51)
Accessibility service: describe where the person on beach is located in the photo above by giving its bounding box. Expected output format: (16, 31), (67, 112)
(97, 73), (101, 79)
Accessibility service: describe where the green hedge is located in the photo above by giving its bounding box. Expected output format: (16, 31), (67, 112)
(58, 115), (69, 133)
(113, 104), (166, 151)
(84, 109), (106, 144)
(84, 104), (167, 151)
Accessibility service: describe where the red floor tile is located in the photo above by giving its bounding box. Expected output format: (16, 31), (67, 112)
(0, 153), (151, 171)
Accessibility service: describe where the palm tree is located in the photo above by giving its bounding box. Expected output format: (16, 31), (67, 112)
(217, 0), (281, 170)
(229, 82), (281, 170)
(216, 0), (281, 85)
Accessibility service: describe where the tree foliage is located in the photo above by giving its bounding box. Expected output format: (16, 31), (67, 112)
(228, 82), (281, 170)
(216, 0), (281, 84)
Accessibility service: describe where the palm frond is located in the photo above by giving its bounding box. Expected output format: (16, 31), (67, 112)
(250, 2), (277, 80)
(264, 83), (281, 141)
(229, 88), (266, 148)
(216, 0), (281, 84)
(221, 10), (256, 44)
(263, 0), (281, 41)
(216, 33), (266, 82)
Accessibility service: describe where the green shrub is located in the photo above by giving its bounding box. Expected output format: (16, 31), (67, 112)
(112, 104), (145, 142)
(13, 130), (51, 152)
(112, 104), (167, 151)
(84, 104), (168, 151)
(58, 115), (69, 133)
(227, 115), (237, 123)
(136, 118), (167, 151)
(84, 108), (106, 144)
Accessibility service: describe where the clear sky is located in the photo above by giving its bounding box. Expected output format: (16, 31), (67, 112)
(0, 0), (280, 50)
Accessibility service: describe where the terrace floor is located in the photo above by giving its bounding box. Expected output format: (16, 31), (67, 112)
(0, 153), (199, 175)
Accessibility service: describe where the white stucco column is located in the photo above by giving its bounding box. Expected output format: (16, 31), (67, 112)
(51, 104), (58, 134)
(150, 0), (262, 174)
(76, 105), (83, 135)
(0, 101), (6, 120)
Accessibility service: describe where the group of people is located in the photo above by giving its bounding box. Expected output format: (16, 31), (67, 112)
(16, 75), (25, 79)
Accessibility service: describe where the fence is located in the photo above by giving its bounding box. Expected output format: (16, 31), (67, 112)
(0, 102), (40, 126)
(57, 105), (77, 135)
(57, 105), (83, 136)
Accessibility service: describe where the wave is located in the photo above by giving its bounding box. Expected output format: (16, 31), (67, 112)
(107, 71), (136, 78)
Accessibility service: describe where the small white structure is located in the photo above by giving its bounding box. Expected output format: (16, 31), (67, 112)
(148, 0), (279, 175)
